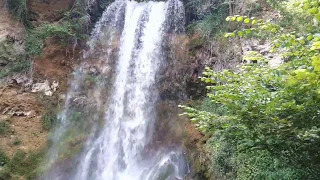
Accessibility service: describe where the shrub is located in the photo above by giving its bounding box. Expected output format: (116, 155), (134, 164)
(185, 0), (229, 37)
(25, 30), (45, 57)
(2, 150), (44, 180)
(233, 150), (314, 180)
(181, 0), (320, 179)
(25, 0), (90, 56)
(192, 4), (229, 37)
(41, 111), (57, 130)
(0, 59), (30, 78)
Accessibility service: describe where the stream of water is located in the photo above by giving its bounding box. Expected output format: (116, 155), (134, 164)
(45, 1), (187, 179)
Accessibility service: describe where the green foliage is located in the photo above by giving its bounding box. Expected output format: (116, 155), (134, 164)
(25, 0), (90, 56)
(185, 0), (229, 37)
(0, 149), (9, 167)
(6, 0), (30, 27)
(41, 111), (57, 130)
(233, 150), (318, 180)
(181, 0), (320, 179)
(193, 4), (229, 37)
(25, 30), (45, 56)
(224, 16), (279, 39)
(8, 151), (43, 179)
(0, 41), (30, 78)
(0, 150), (44, 180)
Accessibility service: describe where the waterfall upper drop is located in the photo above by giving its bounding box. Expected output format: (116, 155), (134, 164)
(44, 0), (187, 180)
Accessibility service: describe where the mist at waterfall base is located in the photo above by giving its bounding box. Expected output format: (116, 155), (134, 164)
(43, 0), (188, 180)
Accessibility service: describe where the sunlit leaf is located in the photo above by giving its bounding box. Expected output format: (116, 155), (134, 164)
(244, 18), (250, 24)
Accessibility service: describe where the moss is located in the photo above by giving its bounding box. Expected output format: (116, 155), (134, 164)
(0, 121), (12, 136)
(41, 111), (58, 130)
(0, 149), (9, 167)
(0, 150), (45, 180)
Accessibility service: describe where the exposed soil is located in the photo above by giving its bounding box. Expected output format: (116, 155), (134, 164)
(28, 0), (75, 23)
(0, 41), (81, 157)
(33, 39), (80, 92)
(184, 120), (205, 150)
(0, 86), (46, 156)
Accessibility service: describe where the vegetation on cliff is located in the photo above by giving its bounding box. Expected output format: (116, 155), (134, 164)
(1, 0), (92, 78)
(0, 1), (94, 180)
(182, 0), (320, 179)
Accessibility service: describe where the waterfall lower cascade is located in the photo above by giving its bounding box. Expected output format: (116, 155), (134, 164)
(44, 0), (188, 180)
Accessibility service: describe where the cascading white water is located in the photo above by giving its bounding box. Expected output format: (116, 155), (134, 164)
(44, 0), (187, 180)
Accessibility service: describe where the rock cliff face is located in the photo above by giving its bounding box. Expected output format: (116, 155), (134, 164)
(0, 86), (47, 156)
(28, 0), (75, 23)
(0, 0), (80, 161)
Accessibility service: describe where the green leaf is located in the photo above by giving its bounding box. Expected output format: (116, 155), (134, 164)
(252, 20), (258, 25)
(237, 31), (244, 37)
(311, 1), (319, 8)
(308, 7), (318, 14)
(307, 34), (313, 41)
(244, 18), (250, 24)
(237, 16), (244, 22)
(293, 2), (301, 7)
(315, 13), (320, 20)
(302, 2), (310, 10)
(245, 29), (252, 35)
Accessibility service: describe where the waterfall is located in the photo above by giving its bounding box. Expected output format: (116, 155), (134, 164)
(44, 0), (187, 180)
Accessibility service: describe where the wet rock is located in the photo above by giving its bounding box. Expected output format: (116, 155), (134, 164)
(72, 96), (87, 107)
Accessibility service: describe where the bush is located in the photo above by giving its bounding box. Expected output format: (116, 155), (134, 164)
(41, 111), (57, 130)
(234, 150), (315, 180)
(0, 58), (30, 78)
(192, 4), (229, 37)
(0, 150), (44, 180)
(181, 0), (320, 179)
(24, 0), (90, 56)
(185, 0), (229, 37)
